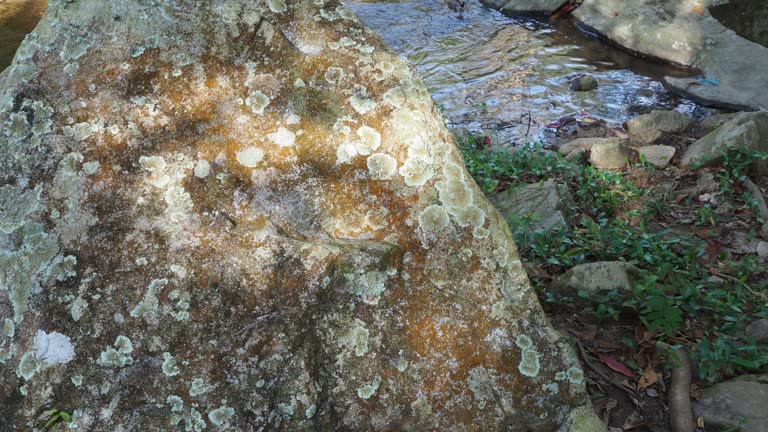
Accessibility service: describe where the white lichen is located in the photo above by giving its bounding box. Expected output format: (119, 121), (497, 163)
(194, 160), (211, 178)
(399, 156), (434, 187)
(269, 127), (296, 147)
(236, 147), (264, 168)
(34, 330), (76, 365)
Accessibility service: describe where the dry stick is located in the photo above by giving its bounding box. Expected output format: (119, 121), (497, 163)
(717, 273), (768, 302)
(575, 341), (641, 408)
(657, 342), (694, 432)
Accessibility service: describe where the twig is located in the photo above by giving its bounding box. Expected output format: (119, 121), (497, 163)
(657, 342), (694, 432)
(576, 341), (641, 408)
(716, 273), (768, 301)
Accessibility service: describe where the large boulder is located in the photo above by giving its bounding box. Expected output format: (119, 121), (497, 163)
(693, 375), (768, 432)
(0, 1), (600, 431)
(681, 111), (768, 174)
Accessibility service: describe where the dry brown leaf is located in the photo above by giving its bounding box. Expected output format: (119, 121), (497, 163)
(638, 367), (658, 390)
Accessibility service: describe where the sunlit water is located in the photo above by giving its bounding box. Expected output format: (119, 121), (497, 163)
(346, 0), (711, 147)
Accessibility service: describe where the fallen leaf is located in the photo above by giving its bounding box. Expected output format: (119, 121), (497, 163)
(638, 368), (658, 390)
(598, 353), (636, 379)
(697, 417), (705, 428)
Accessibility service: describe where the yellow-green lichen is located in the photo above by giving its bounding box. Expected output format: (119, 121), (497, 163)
(356, 126), (381, 155)
(366, 153), (397, 180)
(357, 375), (382, 399)
(97, 335), (133, 368)
(162, 352), (181, 376)
(16, 351), (38, 381)
(417, 205), (449, 234)
(208, 405), (235, 427)
(399, 156), (434, 187)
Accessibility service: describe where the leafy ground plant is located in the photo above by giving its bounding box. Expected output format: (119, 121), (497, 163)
(460, 137), (768, 383)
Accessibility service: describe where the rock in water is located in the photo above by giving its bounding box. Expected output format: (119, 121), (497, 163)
(0, 1), (600, 431)
(569, 75), (598, 92)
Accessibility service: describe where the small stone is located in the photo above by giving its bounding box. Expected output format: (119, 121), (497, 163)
(490, 180), (572, 234)
(558, 137), (624, 156)
(638, 145), (676, 168)
(746, 319), (768, 343)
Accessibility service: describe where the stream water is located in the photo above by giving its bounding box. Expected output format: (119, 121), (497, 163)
(346, 0), (712, 148)
(2, 0), (714, 148)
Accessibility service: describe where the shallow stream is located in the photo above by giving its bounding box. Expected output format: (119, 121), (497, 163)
(346, 0), (712, 147)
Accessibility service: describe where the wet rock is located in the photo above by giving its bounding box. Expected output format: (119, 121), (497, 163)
(558, 137), (624, 156)
(590, 141), (633, 170)
(490, 180), (572, 234)
(0, 1), (600, 431)
(693, 375), (768, 432)
(638, 145), (676, 168)
(681, 111), (768, 174)
(625, 110), (693, 144)
(480, 0), (564, 14)
(746, 319), (768, 343)
(569, 74), (598, 92)
(550, 262), (641, 305)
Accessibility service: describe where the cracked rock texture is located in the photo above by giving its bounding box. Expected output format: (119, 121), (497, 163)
(0, 0), (601, 431)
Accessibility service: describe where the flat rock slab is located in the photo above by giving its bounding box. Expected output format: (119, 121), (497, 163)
(0, 1), (601, 431)
(484, 0), (768, 110)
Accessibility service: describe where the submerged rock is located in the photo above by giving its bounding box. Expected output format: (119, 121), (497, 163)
(0, 1), (599, 431)
(625, 110), (693, 144)
(569, 74), (598, 92)
(681, 111), (768, 174)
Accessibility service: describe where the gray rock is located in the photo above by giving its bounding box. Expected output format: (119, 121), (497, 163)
(550, 262), (641, 304)
(558, 137), (624, 156)
(625, 110), (693, 143)
(590, 141), (633, 170)
(638, 145), (676, 168)
(757, 241), (768, 258)
(681, 111), (768, 174)
(693, 376), (768, 432)
(0, 0), (601, 430)
(695, 112), (740, 138)
(746, 319), (768, 344)
(490, 180), (572, 233)
(569, 74), (598, 92)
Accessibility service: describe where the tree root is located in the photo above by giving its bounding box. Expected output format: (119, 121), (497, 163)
(657, 342), (694, 432)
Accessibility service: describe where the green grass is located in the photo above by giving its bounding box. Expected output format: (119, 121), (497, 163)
(459, 136), (768, 382)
